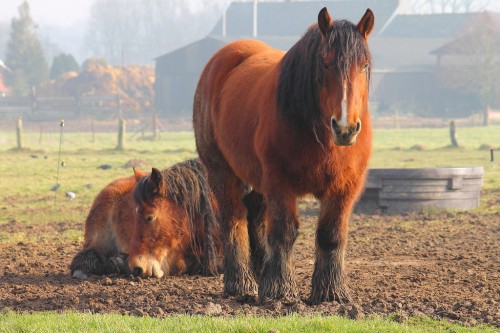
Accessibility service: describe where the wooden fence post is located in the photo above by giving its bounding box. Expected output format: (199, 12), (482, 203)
(449, 120), (459, 147)
(483, 105), (490, 127)
(91, 120), (95, 143)
(394, 108), (399, 129)
(116, 118), (126, 150)
(153, 113), (159, 141)
(16, 117), (23, 150)
(30, 86), (37, 114)
(39, 125), (43, 144)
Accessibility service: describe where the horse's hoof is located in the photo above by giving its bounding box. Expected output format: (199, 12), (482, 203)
(72, 270), (88, 280)
(235, 294), (257, 304)
(306, 288), (351, 305)
(201, 266), (219, 277)
(222, 283), (257, 300)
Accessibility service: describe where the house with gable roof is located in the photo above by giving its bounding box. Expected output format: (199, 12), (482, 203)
(372, 11), (500, 118)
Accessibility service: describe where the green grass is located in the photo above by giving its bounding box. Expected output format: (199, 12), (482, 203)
(0, 311), (495, 333)
(371, 126), (499, 150)
(0, 125), (499, 332)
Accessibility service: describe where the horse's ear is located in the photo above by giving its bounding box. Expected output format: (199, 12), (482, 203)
(358, 8), (375, 39)
(150, 168), (165, 194)
(318, 7), (333, 37)
(133, 167), (147, 181)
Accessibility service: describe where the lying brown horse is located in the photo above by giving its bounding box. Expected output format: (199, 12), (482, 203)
(70, 159), (220, 279)
(193, 7), (374, 304)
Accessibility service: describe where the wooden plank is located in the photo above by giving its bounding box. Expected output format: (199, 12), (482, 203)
(381, 183), (481, 193)
(380, 177), (482, 187)
(367, 167), (484, 181)
(450, 177), (463, 190)
(380, 198), (480, 213)
(379, 190), (481, 200)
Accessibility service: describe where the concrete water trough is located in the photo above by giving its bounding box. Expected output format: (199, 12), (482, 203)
(355, 167), (484, 214)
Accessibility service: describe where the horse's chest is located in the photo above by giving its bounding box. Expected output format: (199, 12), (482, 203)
(284, 150), (361, 196)
(283, 157), (331, 194)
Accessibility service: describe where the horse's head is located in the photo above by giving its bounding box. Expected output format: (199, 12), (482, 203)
(128, 167), (185, 278)
(318, 7), (374, 146)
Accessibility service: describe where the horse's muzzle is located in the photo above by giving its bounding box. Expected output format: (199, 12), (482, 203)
(331, 118), (361, 146)
(129, 256), (165, 278)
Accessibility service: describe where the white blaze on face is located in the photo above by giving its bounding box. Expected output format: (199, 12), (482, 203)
(339, 82), (348, 127)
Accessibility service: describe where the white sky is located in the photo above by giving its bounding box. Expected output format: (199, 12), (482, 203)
(1, 0), (94, 26)
(1, 0), (499, 27)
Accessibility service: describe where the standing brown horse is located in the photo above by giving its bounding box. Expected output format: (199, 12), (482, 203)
(193, 7), (374, 304)
(70, 159), (221, 279)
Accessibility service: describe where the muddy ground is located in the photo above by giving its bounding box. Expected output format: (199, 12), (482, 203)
(0, 201), (498, 327)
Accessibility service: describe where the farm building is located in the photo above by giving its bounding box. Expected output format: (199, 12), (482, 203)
(372, 11), (500, 118)
(154, 0), (500, 119)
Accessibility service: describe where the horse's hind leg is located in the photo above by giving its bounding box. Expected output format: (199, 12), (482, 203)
(308, 195), (353, 305)
(244, 190), (266, 276)
(207, 167), (257, 298)
(201, 200), (219, 276)
(258, 196), (299, 303)
(70, 248), (107, 279)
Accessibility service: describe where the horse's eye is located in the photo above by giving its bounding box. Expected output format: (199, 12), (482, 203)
(145, 215), (156, 223)
(362, 63), (370, 73)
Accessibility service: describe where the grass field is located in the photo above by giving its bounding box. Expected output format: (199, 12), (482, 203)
(0, 124), (498, 332)
(1, 311), (496, 333)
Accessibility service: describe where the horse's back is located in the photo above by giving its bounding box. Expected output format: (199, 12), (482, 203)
(194, 40), (283, 176)
(83, 175), (136, 252)
(194, 39), (280, 119)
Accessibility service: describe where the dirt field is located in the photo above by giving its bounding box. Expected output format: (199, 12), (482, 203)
(0, 200), (498, 327)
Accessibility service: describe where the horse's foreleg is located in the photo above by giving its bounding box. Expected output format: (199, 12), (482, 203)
(308, 195), (353, 305)
(258, 197), (298, 303)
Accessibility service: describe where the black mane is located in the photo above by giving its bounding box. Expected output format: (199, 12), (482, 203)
(276, 20), (372, 135)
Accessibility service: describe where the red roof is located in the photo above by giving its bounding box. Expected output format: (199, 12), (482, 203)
(0, 74), (7, 93)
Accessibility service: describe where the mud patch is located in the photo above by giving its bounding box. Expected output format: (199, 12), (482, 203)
(0, 207), (498, 327)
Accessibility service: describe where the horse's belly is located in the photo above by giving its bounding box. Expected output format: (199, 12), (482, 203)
(215, 121), (262, 187)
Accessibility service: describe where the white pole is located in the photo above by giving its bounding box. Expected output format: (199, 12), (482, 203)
(253, 0), (258, 37)
(222, 7), (227, 37)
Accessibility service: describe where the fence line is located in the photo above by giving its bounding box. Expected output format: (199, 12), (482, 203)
(0, 95), (122, 121)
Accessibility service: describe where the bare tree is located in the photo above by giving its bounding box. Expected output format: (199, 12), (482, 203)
(435, 13), (500, 125)
(412, 0), (490, 13)
(85, 0), (229, 65)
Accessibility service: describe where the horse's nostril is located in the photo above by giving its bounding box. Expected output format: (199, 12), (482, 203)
(132, 266), (143, 277)
(331, 118), (340, 133)
(355, 120), (362, 133)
